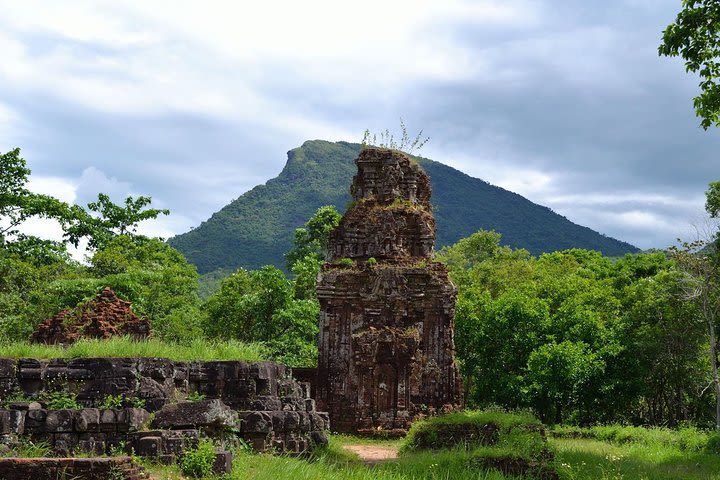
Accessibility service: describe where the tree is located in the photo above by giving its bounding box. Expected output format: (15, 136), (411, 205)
(63, 193), (169, 250)
(0, 148), (73, 247)
(708, 181), (720, 222)
(669, 182), (720, 428)
(284, 205), (340, 270)
(659, 1), (720, 129)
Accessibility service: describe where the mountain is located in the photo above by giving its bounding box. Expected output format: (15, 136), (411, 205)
(169, 140), (639, 274)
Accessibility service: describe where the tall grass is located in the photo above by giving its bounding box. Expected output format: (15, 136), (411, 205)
(551, 424), (710, 452)
(0, 337), (268, 361)
(146, 442), (519, 480)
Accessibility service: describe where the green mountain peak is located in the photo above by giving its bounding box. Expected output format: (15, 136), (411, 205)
(168, 140), (638, 274)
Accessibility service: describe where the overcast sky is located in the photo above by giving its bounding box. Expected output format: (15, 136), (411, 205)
(1, 0), (718, 251)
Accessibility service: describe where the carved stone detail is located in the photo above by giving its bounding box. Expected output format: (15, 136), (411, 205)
(316, 148), (462, 434)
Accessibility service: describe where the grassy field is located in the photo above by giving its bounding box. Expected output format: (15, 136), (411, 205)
(140, 432), (720, 480)
(0, 337), (268, 361)
(552, 437), (720, 479)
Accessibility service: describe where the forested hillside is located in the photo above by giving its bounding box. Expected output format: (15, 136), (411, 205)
(169, 140), (638, 273)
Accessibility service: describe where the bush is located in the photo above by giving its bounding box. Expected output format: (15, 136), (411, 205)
(45, 390), (81, 410)
(337, 258), (354, 269)
(180, 437), (216, 478)
(402, 410), (544, 458)
(100, 394), (125, 409)
(705, 432), (720, 455)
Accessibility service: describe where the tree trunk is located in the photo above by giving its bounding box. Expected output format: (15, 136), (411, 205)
(708, 318), (720, 430)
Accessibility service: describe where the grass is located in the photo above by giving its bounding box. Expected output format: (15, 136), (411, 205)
(143, 437), (518, 480)
(552, 437), (720, 479)
(0, 337), (268, 361)
(551, 424), (710, 452)
(136, 429), (720, 480)
(0, 439), (52, 458)
(402, 410), (544, 456)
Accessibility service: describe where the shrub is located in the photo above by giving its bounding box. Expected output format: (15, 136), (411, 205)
(705, 432), (720, 455)
(180, 437), (216, 478)
(337, 258), (354, 269)
(186, 391), (206, 402)
(402, 410), (544, 458)
(366, 257), (377, 268)
(45, 390), (81, 410)
(100, 394), (125, 409)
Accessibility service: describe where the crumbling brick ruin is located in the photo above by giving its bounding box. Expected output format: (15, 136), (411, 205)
(316, 147), (462, 434)
(0, 357), (328, 460)
(30, 287), (150, 344)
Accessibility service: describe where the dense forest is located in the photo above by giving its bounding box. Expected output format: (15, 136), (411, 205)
(168, 140), (639, 274)
(2, 147), (719, 430)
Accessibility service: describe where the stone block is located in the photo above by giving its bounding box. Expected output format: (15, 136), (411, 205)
(284, 411), (300, 431)
(239, 411), (272, 434)
(270, 411), (285, 432)
(251, 395), (282, 411)
(310, 430), (328, 447)
(0, 410), (24, 434)
(213, 451), (233, 475)
(46, 410), (74, 432)
(75, 408), (100, 432)
(117, 408), (149, 432)
(152, 399), (238, 433)
(136, 436), (162, 457)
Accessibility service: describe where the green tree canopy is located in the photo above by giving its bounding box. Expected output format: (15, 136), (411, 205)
(660, 1), (720, 129)
(0, 148), (73, 249)
(63, 193), (169, 250)
(285, 205), (340, 269)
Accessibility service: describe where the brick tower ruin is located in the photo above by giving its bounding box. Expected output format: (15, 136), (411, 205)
(316, 147), (462, 434)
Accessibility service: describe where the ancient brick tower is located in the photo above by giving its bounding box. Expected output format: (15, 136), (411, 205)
(316, 147), (462, 434)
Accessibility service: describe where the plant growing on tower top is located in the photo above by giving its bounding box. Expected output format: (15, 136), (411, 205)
(361, 118), (429, 155)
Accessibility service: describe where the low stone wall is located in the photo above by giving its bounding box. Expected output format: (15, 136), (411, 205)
(1, 406), (149, 455)
(0, 358), (305, 411)
(0, 358), (328, 454)
(0, 456), (147, 480)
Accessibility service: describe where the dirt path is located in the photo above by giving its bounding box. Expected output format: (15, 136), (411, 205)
(343, 444), (399, 465)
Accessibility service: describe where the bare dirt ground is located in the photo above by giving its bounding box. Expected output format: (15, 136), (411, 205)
(343, 444), (400, 465)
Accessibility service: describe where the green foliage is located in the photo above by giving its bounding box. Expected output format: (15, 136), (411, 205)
(337, 258), (354, 268)
(44, 390), (81, 410)
(98, 393), (146, 409)
(204, 266), (291, 339)
(285, 205), (341, 270)
(707, 181), (720, 219)
(0, 337), (267, 361)
(168, 140), (638, 274)
(0, 439), (52, 458)
(63, 193), (169, 250)
(291, 255), (322, 300)
(706, 432), (720, 454)
(203, 265), (318, 367)
(552, 424), (710, 452)
(660, 2), (720, 129)
(446, 229), (709, 425)
(366, 257), (377, 268)
(403, 410), (543, 454)
(100, 394), (125, 409)
(0, 148), (73, 246)
(180, 437), (216, 478)
(186, 391), (206, 402)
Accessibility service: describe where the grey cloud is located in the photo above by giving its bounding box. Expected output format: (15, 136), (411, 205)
(1, 0), (718, 251)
